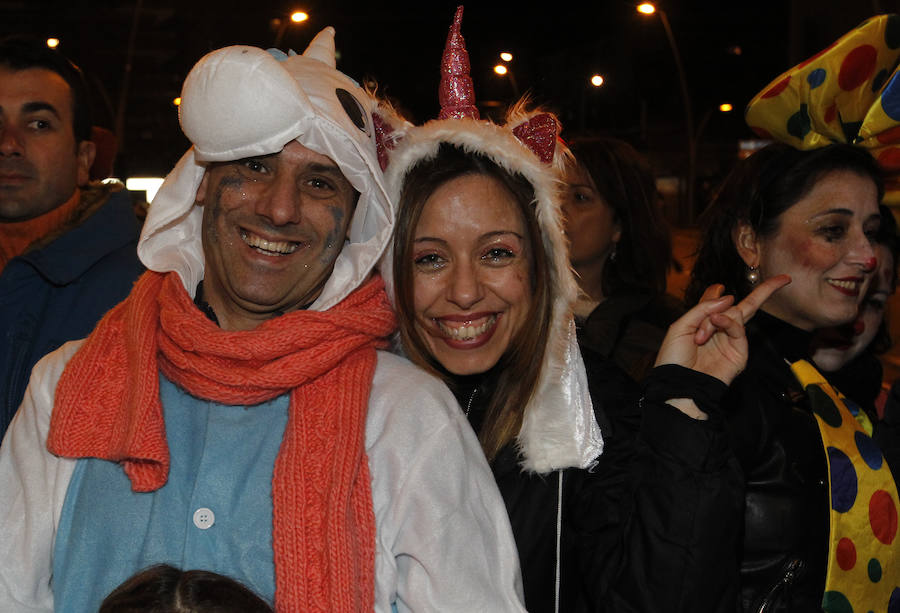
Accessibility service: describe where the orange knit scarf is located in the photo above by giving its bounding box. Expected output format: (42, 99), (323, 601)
(48, 270), (397, 612)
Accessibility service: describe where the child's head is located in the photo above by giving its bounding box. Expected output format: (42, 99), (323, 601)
(98, 564), (273, 613)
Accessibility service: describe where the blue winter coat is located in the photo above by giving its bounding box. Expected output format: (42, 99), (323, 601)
(0, 188), (144, 440)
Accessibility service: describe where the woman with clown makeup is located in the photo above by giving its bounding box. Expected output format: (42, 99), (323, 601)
(685, 15), (900, 612)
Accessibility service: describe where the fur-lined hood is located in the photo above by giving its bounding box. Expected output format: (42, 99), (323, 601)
(379, 103), (602, 473)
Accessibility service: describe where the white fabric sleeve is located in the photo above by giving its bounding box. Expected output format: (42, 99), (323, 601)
(367, 352), (525, 612)
(0, 341), (80, 613)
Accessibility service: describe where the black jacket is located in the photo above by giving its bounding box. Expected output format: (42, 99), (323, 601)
(577, 291), (684, 383)
(724, 311), (900, 612)
(453, 352), (743, 612)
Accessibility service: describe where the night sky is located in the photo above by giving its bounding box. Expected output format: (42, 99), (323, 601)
(4, 0), (899, 178)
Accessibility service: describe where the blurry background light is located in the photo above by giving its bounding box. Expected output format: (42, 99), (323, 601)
(126, 177), (165, 202)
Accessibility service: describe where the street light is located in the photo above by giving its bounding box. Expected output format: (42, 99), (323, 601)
(694, 103), (738, 165)
(274, 9), (309, 47)
(493, 64), (519, 97)
(46, 38), (59, 49)
(500, 52), (513, 62)
(590, 74), (605, 87)
(637, 1), (696, 223)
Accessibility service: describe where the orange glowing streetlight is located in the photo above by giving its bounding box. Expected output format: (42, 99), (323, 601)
(173, 97), (182, 107)
(493, 63), (519, 98)
(719, 103), (733, 113)
(274, 9), (309, 47)
(500, 52), (513, 62)
(46, 38), (60, 49)
(590, 74), (604, 87)
(638, 1), (697, 222)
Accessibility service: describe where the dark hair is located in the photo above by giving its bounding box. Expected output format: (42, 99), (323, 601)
(98, 565), (273, 613)
(567, 136), (674, 295)
(685, 143), (884, 306)
(0, 36), (92, 143)
(869, 204), (900, 355)
(392, 143), (552, 462)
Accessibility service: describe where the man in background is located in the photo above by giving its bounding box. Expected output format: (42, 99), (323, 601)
(0, 37), (143, 439)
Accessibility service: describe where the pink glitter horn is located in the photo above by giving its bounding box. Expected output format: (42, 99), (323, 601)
(439, 6), (479, 120)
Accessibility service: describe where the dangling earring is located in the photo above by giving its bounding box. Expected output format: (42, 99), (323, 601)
(609, 243), (618, 263)
(746, 265), (760, 286)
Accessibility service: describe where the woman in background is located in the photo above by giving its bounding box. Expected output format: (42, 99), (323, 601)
(562, 137), (682, 383)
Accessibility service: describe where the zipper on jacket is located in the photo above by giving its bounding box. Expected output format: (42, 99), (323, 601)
(754, 558), (803, 613)
(554, 469), (563, 613)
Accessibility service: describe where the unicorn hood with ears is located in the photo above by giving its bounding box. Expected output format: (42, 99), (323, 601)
(379, 6), (602, 473)
(138, 27), (396, 311)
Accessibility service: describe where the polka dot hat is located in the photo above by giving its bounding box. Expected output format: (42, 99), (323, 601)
(746, 14), (900, 203)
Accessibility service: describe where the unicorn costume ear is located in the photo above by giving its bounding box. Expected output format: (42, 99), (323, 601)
(511, 113), (561, 164)
(138, 28), (393, 311)
(303, 26), (337, 66)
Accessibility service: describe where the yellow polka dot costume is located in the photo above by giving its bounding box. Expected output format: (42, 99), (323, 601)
(791, 360), (900, 613)
(745, 14), (900, 203)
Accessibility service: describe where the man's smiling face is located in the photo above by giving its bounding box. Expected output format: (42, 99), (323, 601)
(197, 140), (358, 330)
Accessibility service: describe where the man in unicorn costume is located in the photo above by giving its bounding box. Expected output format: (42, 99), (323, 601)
(0, 29), (525, 612)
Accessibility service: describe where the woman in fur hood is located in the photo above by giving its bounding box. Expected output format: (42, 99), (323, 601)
(380, 7), (788, 612)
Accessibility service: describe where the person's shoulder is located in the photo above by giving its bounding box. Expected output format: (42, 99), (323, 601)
(81, 188), (142, 246)
(371, 351), (453, 398)
(368, 351), (463, 432)
(3, 339), (84, 444)
(32, 339), (84, 385)
(371, 351), (457, 403)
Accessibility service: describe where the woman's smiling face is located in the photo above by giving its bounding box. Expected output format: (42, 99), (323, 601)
(411, 172), (533, 375)
(747, 169), (881, 331)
